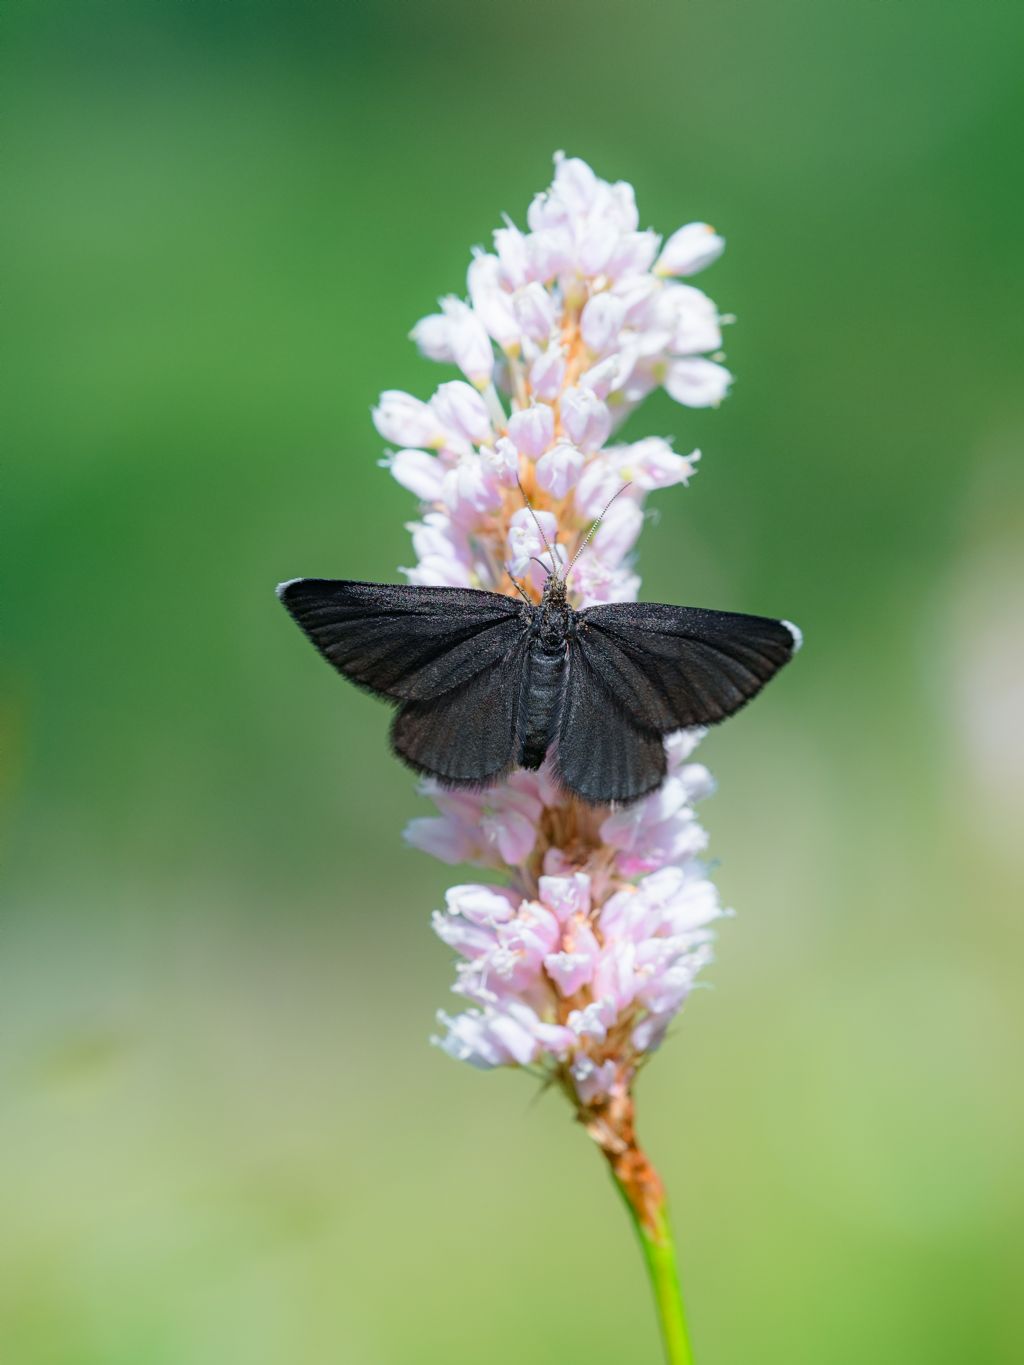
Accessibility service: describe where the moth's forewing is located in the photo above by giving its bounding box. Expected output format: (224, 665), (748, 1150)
(277, 578), (525, 702)
(577, 603), (799, 730)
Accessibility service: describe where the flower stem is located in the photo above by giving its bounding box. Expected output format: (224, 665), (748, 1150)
(613, 1174), (694, 1365)
(587, 1091), (694, 1364)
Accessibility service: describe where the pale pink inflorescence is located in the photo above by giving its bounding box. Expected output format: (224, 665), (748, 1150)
(375, 153), (733, 1112)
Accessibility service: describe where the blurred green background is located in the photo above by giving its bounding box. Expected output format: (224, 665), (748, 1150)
(4, 1), (1023, 1362)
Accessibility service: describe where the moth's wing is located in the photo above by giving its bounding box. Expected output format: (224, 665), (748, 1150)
(390, 633), (530, 786)
(554, 637), (667, 805)
(577, 602), (800, 731)
(277, 579), (526, 702)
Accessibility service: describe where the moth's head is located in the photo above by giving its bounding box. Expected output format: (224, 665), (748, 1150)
(540, 571), (568, 609)
(514, 475), (630, 606)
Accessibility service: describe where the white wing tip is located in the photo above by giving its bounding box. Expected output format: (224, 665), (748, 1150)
(781, 619), (803, 654)
(276, 578), (304, 600)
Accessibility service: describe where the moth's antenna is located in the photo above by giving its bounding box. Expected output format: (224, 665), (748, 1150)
(504, 568), (533, 604)
(565, 482), (633, 584)
(516, 475), (559, 578)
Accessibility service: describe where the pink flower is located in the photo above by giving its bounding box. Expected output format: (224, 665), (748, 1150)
(574, 440), (697, 521)
(664, 357), (733, 408)
(601, 734), (715, 876)
(507, 506), (561, 580)
(388, 154), (738, 1098)
(561, 385), (612, 452)
(406, 774), (546, 869)
(373, 390), (441, 448)
(493, 222), (532, 290)
(666, 284), (722, 356)
(442, 454), (503, 525)
(404, 512), (476, 588)
(571, 1057), (619, 1104)
(410, 313), (455, 363)
(514, 282), (557, 345)
(507, 404), (555, 458)
(431, 381), (494, 446)
(581, 293), (626, 355)
(571, 554), (641, 608)
(388, 448), (444, 501)
(441, 296), (495, 389)
(529, 343), (567, 399)
(535, 440), (584, 498)
(435, 1002), (574, 1068)
(483, 436), (521, 487)
(589, 497), (644, 566)
(467, 252), (522, 351)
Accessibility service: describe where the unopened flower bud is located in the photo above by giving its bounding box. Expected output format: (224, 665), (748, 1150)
(529, 343), (567, 399)
(440, 296), (495, 389)
(388, 448), (444, 500)
(580, 292), (626, 355)
(514, 281), (557, 344)
(535, 439), (584, 498)
(664, 357), (733, 408)
(373, 390), (441, 448)
(431, 381), (493, 445)
(468, 253), (521, 351)
(493, 222), (531, 290)
(410, 313), (455, 363)
(561, 385), (612, 452)
(484, 436), (521, 486)
(654, 222), (725, 277)
(507, 403), (555, 458)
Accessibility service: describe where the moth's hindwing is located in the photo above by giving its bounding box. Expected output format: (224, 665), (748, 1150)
(555, 636), (667, 803)
(390, 632), (531, 785)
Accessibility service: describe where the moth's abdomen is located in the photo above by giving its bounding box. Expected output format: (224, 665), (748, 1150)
(519, 645), (567, 771)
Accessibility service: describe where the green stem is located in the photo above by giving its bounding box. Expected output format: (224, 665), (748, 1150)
(612, 1172), (694, 1365)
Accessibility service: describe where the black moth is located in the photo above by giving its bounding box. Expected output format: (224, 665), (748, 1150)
(277, 561), (801, 806)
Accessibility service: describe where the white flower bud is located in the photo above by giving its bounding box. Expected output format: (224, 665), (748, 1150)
(526, 227), (571, 282)
(609, 181), (640, 232)
(606, 230), (660, 281)
(388, 448), (444, 500)
(576, 218), (619, 276)
(552, 153), (600, 214)
(441, 296), (494, 389)
(534, 439), (583, 498)
(654, 222), (725, 277)
(468, 253), (521, 351)
(561, 386), (611, 452)
(484, 436), (521, 487)
(373, 390), (441, 448)
(507, 404), (555, 458)
(529, 343), (567, 400)
(431, 381), (493, 445)
(591, 498), (644, 566)
(507, 506), (560, 577)
(580, 293), (625, 355)
(493, 222), (531, 290)
(578, 355), (620, 399)
(664, 357), (733, 407)
(410, 313), (454, 362)
(666, 284), (722, 356)
(442, 454), (503, 521)
(514, 282), (557, 344)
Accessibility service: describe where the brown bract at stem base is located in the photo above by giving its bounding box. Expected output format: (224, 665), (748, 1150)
(580, 1088), (666, 1236)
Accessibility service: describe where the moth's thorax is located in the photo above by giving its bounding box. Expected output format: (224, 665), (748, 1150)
(534, 575), (575, 652)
